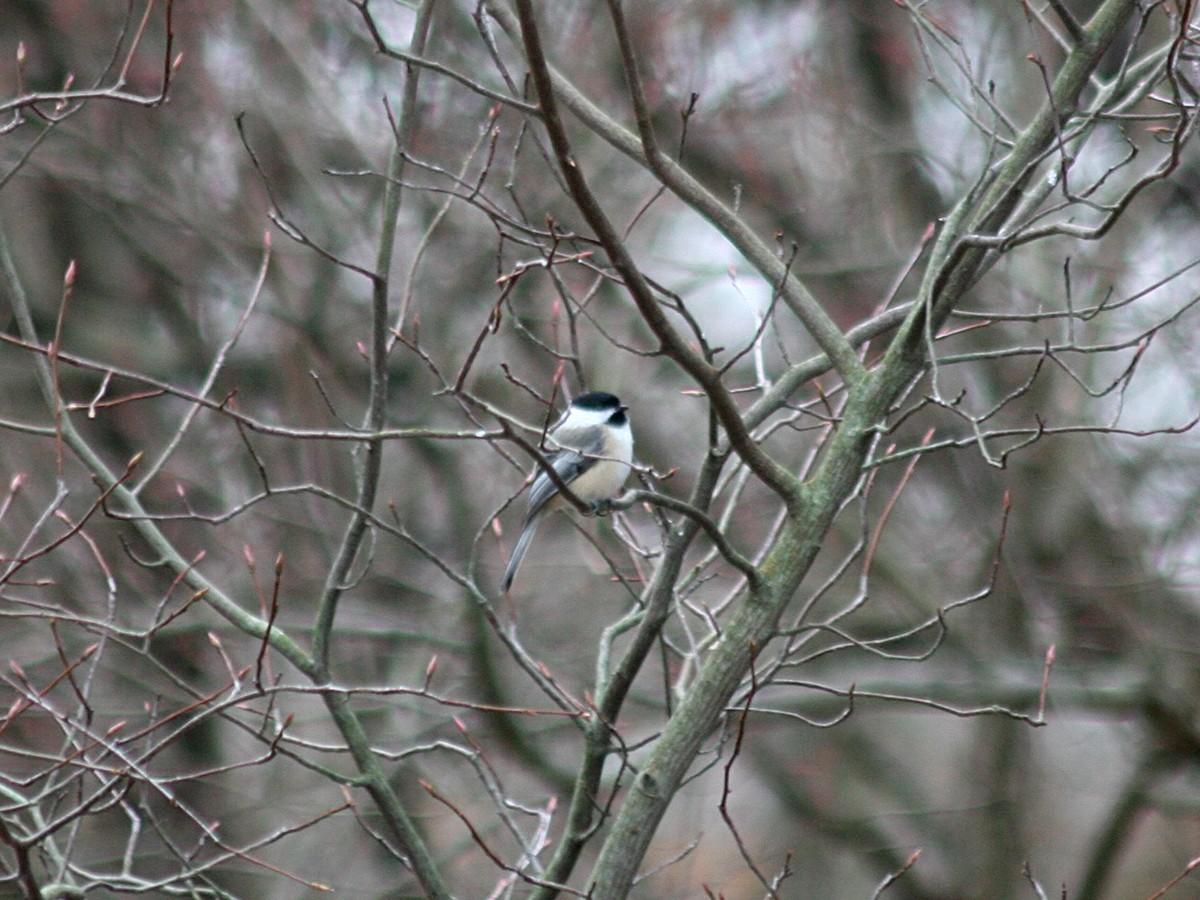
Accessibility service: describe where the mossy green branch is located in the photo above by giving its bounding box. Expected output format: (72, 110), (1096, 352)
(584, 2), (1140, 895)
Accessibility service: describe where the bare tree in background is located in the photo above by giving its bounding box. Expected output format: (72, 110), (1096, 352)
(2, 1), (1200, 897)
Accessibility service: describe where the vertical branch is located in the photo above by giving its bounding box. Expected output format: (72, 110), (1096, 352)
(530, 451), (726, 897)
(307, 4), (453, 898)
(311, 0), (435, 675)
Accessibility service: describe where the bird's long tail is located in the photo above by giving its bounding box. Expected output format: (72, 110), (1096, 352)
(502, 515), (541, 592)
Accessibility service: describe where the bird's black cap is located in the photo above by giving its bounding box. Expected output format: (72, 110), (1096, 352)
(572, 391), (622, 410)
(573, 391), (627, 424)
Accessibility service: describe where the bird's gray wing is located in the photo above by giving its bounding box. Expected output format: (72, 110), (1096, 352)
(525, 437), (601, 516)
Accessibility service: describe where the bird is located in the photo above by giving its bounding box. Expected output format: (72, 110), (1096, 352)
(502, 391), (633, 592)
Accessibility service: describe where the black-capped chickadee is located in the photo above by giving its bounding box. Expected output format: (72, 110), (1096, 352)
(502, 391), (634, 592)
